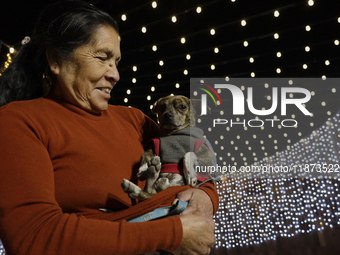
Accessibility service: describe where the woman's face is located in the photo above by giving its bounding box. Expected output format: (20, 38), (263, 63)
(51, 25), (121, 114)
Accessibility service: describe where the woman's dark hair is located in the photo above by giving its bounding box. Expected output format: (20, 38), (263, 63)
(0, 0), (118, 107)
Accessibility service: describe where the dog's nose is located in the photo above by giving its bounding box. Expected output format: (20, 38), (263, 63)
(164, 112), (173, 119)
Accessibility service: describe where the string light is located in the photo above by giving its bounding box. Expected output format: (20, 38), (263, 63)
(121, 14), (127, 21)
(180, 37), (186, 44)
(213, 111), (340, 248)
(274, 10), (280, 17)
(152, 1), (157, 8)
(241, 20), (247, 26)
(141, 27), (147, 33)
(196, 7), (202, 13)
(171, 16), (177, 23)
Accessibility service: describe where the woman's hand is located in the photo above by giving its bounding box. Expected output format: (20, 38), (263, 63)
(173, 214), (216, 255)
(173, 188), (214, 218)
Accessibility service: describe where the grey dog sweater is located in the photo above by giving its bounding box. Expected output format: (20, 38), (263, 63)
(152, 127), (206, 165)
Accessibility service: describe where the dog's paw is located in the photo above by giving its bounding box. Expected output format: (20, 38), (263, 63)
(121, 179), (142, 199)
(137, 156), (161, 178)
(154, 177), (170, 192)
(183, 152), (198, 187)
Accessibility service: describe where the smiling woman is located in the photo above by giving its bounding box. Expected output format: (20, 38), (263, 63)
(48, 25), (121, 114)
(0, 1), (219, 255)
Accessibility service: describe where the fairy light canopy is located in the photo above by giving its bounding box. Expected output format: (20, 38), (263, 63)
(0, 0), (339, 178)
(1, 1), (340, 254)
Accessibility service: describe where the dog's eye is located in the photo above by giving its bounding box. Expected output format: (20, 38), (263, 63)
(179, 104), (187, 110)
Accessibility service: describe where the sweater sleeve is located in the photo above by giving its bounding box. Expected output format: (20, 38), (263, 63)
(0, 106), (182, 255)
(197, 182), (220, 215)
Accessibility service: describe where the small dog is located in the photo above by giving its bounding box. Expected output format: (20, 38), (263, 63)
(121, 95), (214, 201)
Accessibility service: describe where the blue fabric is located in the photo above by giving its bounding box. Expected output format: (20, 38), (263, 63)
(127, 199), (188, 223)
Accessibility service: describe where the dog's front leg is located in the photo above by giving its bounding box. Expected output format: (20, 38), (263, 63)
(143, 156), (161, 194)
(183, 152), (198, 187)
(121, 179), (155, 201)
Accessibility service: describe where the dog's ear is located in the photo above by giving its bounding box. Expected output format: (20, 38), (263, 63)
(190, 99), (211, 116)
(151, 98), (162, 114)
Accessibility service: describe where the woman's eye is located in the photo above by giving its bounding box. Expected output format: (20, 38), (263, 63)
(97, 57), (107, 61)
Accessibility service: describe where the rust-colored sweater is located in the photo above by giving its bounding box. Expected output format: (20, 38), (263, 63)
(0, 94), (219, 255)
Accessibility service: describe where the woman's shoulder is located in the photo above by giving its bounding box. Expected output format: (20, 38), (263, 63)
(0, 97), (50, 116)
(107, 104), (146, 121)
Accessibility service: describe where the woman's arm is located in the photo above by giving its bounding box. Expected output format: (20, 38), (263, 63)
(0, 105), (183, 255)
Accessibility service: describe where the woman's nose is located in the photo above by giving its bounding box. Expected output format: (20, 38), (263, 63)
(107, 63), (120, 82)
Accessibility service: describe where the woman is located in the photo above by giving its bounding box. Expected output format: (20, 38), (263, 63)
(0, 1), (219, 255)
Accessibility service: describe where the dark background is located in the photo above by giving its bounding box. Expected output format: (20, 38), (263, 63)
(1, 0), (339, 168)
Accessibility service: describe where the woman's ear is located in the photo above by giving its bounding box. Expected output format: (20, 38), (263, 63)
(46, 49), (60, 75)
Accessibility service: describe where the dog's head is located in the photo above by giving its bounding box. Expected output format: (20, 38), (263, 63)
(152, 95), (199, 134)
